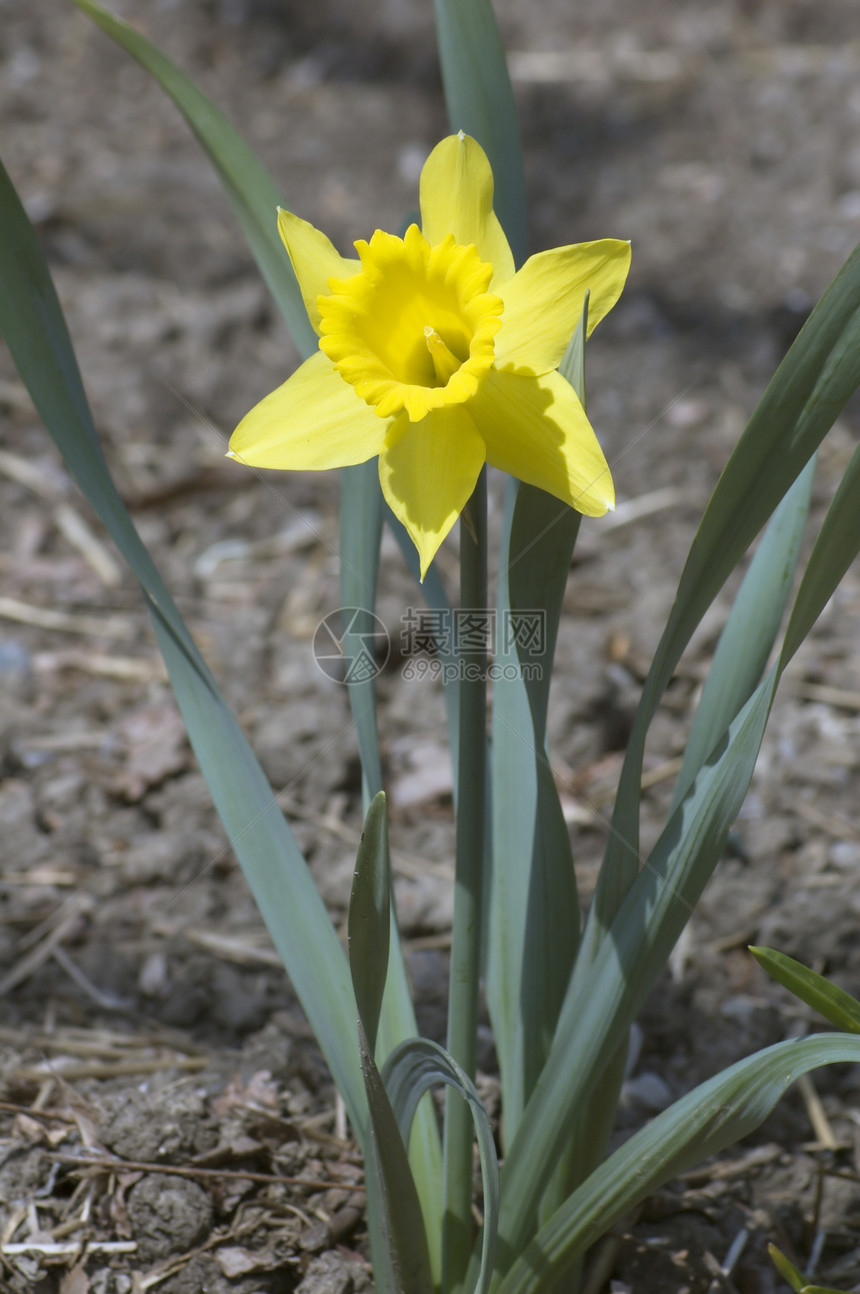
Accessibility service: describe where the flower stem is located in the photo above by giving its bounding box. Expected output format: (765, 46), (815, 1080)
(442, 469), (488, 1294)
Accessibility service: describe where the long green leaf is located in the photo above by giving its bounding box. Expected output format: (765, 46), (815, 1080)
(780, 436), (860, 666)
(486, 299), (588, 1145)
(494, 1034), (860, 1294)
(341, 462), (386, 805)
(340, 462), (444, 1277)
(349, 793), (391, 1057)
(586, 242), (860, 959)
(751, 947), (860, 1035)
(360, 1022), (435, 1294)
(433, 0), (526, 264)
(669, 455), (815, 813)
(498, 359), (860, 1267)
(488, 485), (580, 1139)
(71, 0), (316, 356)
(0, 155), (365, 1128)
(384, 1038), (500, 1294)
(495, 666), (778, 1265)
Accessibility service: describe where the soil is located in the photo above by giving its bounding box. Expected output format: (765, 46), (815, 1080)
(1, 1), (860, 1291)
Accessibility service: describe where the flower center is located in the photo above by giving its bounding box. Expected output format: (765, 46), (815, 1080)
(317, 224), (503, 422)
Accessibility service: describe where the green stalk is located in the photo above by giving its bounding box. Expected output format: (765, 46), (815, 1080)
(443, 469), (488, 1294)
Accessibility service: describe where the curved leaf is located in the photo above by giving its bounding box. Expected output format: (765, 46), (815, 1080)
(487, 296), (588, 1145)
(360, 1019), (434, 1294)
(497, 668), (778, 1261)
(0, 154), (365, 1127)
(496, 1034), (860, 1294)
(588, 243), (860, 955)
(670, 455), (815, 813)
(384, 1037), (500, 1294)
(780, 436), (860, 666)
(751, 947), (860, 1035)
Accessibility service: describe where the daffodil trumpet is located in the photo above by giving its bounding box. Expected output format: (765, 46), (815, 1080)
(229, 132), (630, 579)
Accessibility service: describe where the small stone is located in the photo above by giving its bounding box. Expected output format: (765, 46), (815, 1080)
(127, 1174), (213, 1262)
(621, 1071), (673, 1113)
(830, 839), (860, 872)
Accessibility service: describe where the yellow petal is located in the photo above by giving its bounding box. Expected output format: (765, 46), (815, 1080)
(494, 240), (632, 374)
(379, 406), (486, 579)
(229, 351), (387, 470)
(471, 368), (614, 516)
(419, 133), (515, 290)
(277, 208), (360, 334)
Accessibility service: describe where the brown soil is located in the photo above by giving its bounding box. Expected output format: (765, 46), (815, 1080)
(1, 1), (860, 1291)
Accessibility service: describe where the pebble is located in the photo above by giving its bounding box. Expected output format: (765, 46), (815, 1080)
(830, 839), (860, 872)
(621, 1071), (673, 1113)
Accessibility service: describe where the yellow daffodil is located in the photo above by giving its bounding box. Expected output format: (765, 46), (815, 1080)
(229, 132), (630, 578)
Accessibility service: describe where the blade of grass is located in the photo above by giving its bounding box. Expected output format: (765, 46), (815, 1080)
(0, 154), (365, 1127)
(751, 947), (860, 1035)
(769, 1246), (808, 1293)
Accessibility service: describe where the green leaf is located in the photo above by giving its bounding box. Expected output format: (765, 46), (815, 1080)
(70, 0), (316, 356)
(780, 436), (860, 667)
(498, 401), (860, 1266)
(670, 455), (815, 813)
(768, 1244), (846, 1294)
(497, 667), (779, 1263)
(340, 463), (444, 1279)
(340, 462), (386, 807)
(349, 793), (391, 1058)
(588, 242), (860, 956)
(0, 154), (365, 1128)
(495, 1034), (860, 1294)
(433, 0), (526, 265)
(488, 484), (580, 1140)
(751, 947), (860, 1035)
(486, 294), (589, 1146)
(359, 1023), (435, 1294)
(768, 1245), (810, 1292)
(559, 289), (589, 400)
(383, 1038), (500, 1294)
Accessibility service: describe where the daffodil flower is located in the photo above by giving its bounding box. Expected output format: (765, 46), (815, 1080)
(229, 132), (631, 578)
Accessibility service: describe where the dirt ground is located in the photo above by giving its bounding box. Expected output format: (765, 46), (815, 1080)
(2, 0), (860, 1290)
